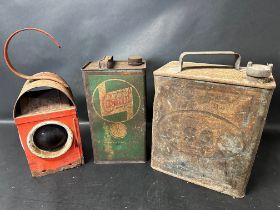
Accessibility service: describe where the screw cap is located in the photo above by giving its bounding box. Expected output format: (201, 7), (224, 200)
(128, 55), (143, 66)
(246, 61), (272, 78)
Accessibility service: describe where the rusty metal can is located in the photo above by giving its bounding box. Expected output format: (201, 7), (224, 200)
(151, 51), (276, 198)
(82, 55), (146, 163)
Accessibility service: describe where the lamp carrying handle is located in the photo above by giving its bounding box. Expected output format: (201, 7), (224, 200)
(3, 28), (66, 85)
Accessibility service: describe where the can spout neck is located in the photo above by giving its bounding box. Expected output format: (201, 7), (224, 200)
(99, 55), (114, 69)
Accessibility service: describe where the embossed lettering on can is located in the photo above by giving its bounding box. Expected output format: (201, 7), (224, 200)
(151, 51), (276, 198)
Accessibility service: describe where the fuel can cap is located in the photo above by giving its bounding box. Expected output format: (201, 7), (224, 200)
(128, 55), (143, 66)
(246, 61), (273, 78)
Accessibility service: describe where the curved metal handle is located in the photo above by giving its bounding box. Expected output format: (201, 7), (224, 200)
(177, 51), (241, 72)
(3, 28), (64, 84)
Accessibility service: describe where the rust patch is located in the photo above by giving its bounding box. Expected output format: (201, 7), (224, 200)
(152, 75), (274, 198)
(31, 157), (84, 177)
(158, 110), (244, 159)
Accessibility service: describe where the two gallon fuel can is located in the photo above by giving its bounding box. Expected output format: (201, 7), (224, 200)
(151, 51), (276, 197)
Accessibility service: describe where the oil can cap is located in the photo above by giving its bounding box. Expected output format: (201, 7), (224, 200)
(246, 61), (273, 78)
(128, 55), (143, 66)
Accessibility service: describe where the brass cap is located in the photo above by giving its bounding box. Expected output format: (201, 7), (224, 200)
(128, 55), (143, 66)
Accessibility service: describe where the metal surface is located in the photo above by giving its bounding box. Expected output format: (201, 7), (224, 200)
(82, 56), (146, 163)
(151, 51), (276, 198)
(177, 51), (241, 72)
(13, 72), (75, 118)
(99, 55), (114, 69)
(3, 28), (66, 85)
(246, 61), (273, 78)
(3, 28), (83, 177)
(128, 55), (143, 66)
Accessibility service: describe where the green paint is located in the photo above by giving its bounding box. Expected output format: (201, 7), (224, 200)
(86, 73), (146, 162)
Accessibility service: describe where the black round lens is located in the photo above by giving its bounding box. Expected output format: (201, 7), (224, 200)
(33, 124), (68, 151)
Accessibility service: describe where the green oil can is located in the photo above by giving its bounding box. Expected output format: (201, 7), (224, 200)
(82, 56), (146, 163)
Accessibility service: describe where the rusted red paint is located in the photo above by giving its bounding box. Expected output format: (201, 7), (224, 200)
(4, 28), (83, 176)
(15, 109), (83, 176)
(4, 28), (63, 83)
